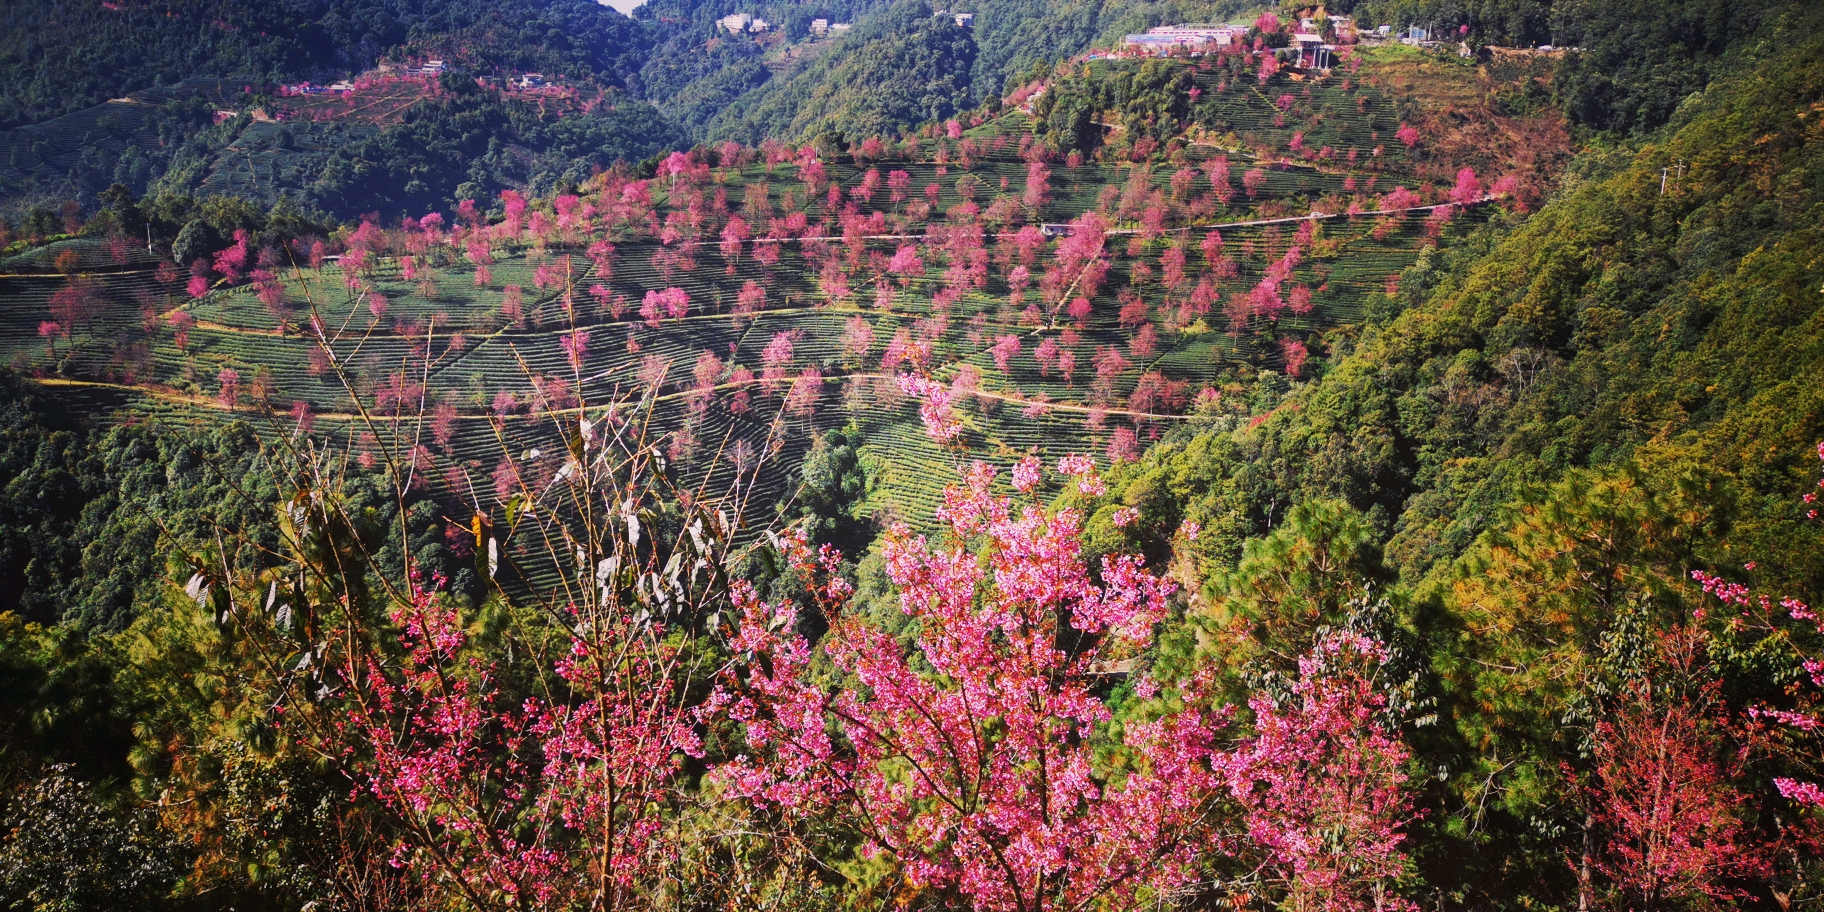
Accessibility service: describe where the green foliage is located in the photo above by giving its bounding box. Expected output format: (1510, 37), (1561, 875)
(1035, 57), (1194, 155)
(1100, 10), (1824, 907)
(3, 6), (1824, 907)
(1345, 0), (1792, 134)
(791, 429), (876, 558)
(0, 766), (176, 912)
(0, 375), (281, 630)
(0, 617), (134, 786)
(700, 0), (980, 145)
(642, 0), (1255, 145)
(1114, 8), (1824, 590)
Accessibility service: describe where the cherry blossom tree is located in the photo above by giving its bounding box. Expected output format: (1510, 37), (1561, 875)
(783, 367), (824, 418)
(1216, 631), (1417, 912)
(1449, 167), (1484, 206)
(841, 315), (875, 367)
(991, 333), (1023, 372)
(1583, 631), (1775, 910)
(709, 457), (1224, 912)
(1243, 167), (1268, 199)
(760, 329), (802, 393)
(1023, 161), (1052, 211)
(1281, 338), (1309, 377)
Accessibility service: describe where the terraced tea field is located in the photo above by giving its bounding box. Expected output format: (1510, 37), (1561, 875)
(0, 55), (1533, 588)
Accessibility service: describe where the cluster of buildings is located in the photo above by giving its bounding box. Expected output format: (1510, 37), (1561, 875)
(1121, 24), (1246, 52)
(717, 12), (772, 33)
(281, 81), (355, 95)
(1120, 17), (1355, 69)
(717, 9), (966, 38)
(283, 58), (448, 95)
(715, 13), (861, 37)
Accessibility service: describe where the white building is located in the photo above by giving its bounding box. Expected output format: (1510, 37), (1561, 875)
(810, 18), (829, 35)
(748, 17), (771, 31)
(954, 12), (973, 27)
(718, 12), (752, 33)
(1122, 25), (1240, 53)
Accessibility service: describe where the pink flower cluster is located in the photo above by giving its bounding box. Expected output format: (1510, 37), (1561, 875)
(709, 459), (1420, 912)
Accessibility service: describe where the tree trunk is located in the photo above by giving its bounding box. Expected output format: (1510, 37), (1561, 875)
(1578, 810), (1594, 912)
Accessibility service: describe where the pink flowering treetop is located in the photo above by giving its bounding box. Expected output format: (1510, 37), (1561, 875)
(1581, 628), (1778, 909)
(707, 457), (1227, 912)
(1688, 441), (1824, 814)
(336, 576), (703, 910)
(1222, 632), (1418, 912)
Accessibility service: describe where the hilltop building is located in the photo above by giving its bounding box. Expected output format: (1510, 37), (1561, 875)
(1122, 24), (1241, 54)
(718, 13), (771, 32)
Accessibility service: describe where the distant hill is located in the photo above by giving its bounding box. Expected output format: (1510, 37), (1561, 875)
(0, 0), (650, 130)
(0, 0), (681, 220)
(635, 0), (1259, 144)
(0, 0), (1792, 223)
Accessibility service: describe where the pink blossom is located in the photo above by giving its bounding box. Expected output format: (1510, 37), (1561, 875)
(1011, 456), (1043, 493)
(216, 368), (242, 407)
(990, 334), (1022, 372)
(1223, 633), (1416, 911)
(1449, 167), (1484, 205)
(1057, 454), (1106, 495)
(898, 374), (963, 443)
(1776, 778), (1824, 807)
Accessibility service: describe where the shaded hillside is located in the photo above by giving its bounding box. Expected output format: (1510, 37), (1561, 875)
(0, 0), (650, 131)
(159, 76), (684, 219)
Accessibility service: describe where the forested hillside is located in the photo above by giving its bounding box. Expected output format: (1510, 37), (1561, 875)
(1, 2), (1823, 912)
(637, 0), (1260, 143)
(0, 0), (650, 129)
(1091, 5), (1824, 901)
